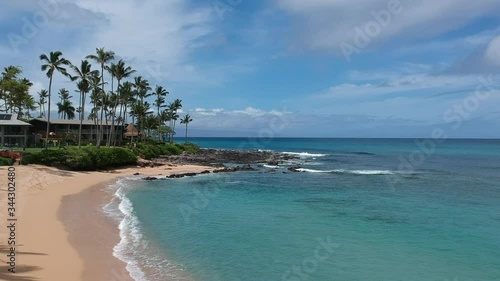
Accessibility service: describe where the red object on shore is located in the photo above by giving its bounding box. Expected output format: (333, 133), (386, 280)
(0, 151), (22, 160)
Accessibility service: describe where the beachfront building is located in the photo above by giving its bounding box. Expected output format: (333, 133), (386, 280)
(0, 113), (31, 148)
(124, 123), (139, 139)
(28, 118), (125, 145)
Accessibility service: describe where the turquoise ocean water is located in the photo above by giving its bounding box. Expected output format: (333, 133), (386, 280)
(104, 138), (500, 281)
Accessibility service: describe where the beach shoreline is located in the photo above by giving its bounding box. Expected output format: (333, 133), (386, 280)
(0, 164), (214, 281)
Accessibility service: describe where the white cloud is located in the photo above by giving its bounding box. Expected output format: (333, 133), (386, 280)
(317, 73), (487, 100)
(185, 105), (500, 138)
(484, 35), (500, 66)
(275, 0), (500, 54)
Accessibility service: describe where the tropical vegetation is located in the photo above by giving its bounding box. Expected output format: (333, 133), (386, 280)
(0, 47), (194, 149)
(0, 47), (198, 169)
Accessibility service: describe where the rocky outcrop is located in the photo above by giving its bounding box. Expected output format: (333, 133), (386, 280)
(137, 158), (167, 167)
(167, 172), (198, 179)
(288, 166), (303, 172)
(213, 164), (256, 173)
(155, 149), (298, 166)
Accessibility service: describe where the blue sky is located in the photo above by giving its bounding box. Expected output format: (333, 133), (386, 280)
(1, 0), (500, 138)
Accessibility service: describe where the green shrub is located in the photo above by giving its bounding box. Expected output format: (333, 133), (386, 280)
(20, 152), (36, 165)
(20, 142), (195, 170)
(28, 149), (69, 166)
(64, 147), (93, 170)
(21, 147), (137, 170)
(0, 156), (14, 166)
(131, 142), (196, 160)
(82, 146), (137, 169)
(180, 143), (200, 153)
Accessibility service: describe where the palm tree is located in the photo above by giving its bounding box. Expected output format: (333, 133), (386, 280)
(58, 99), (75, 120)
(70, 60), (98, 147)
(40, 51), (71, 149)
(168, 99), (182, 142)
(75, 80), (90, 146)
(130, 100), (150, 142)
(160, 109), (175, 141)
(57, 88), (71, 118)
(118, 81), (134, 123)
(86, 48), (115, 147)
(0, 66), (23, 112)
(11, 78), (32, 116)
(108, 60), (135, 146)
(133, 76), (151, 103)
(153, 85), (169, 140)
(133, 76), (151, 142)
(88, 71), (102, 144)
(144, 114), (158, 139)
(58, 88), (71, 102)
(38, 89), (48, 117)
(23, 95), (37, 119)
(180, 114), (192, 144)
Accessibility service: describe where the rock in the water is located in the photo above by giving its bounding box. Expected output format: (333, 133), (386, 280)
(288, 166), (302, 172)
(142, 176), (158, 181)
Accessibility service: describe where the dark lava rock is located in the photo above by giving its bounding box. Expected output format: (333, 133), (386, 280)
(167, 172), (198, 179)
(239, 164), (255, 171)
(154, 149), (299, 166)
(200, 170), (211, 174)
(142, 176), (158, 181)
(288, 166), (302, 172)
(267, 160), (279, 165)
(168, 174), (184, 178)
(133, 172), (140, 175)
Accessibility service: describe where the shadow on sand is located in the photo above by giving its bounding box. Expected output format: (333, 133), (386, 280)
(0, 244), (46, 281)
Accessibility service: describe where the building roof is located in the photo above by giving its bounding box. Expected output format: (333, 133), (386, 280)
(29, 118), (122, 126)
(0, 114), (31, 126)
(124, 123), (139, 137)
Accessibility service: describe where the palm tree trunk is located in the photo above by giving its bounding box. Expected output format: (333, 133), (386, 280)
(109, 79), (120, 147)
(157, 105), (161, 141)
(98, 105), (105, 147)
(172, 120), (177, 143)
(78, 90), (85, 148)
(130, 115), (135, 145)
(45, 76), (53, 150)
(97, 64), (105, 148)
(185, 124), (188, 144)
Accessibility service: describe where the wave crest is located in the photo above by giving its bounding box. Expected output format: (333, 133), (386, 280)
(282, 152), (328, 158)
(296, 168), (395, 175)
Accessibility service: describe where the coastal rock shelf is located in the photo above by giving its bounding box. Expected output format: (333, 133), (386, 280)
(140, 149), (302, 180)
(142, 165), (260, 181)
(155, 149), (298, 166)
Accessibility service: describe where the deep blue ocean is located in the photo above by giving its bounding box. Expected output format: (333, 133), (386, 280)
(104, 138), (500, 281)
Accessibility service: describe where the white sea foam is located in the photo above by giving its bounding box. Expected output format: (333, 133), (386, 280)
(263, 164), (281, 169)
(102, 179), (192, 281)
(282, 152), (328, 158)
(296, 168), (395, 175)
(340, 170), (395, 175)
(105, 182), (149, 281)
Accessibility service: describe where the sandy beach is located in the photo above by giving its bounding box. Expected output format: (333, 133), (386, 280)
(0, 164), (213, 281)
